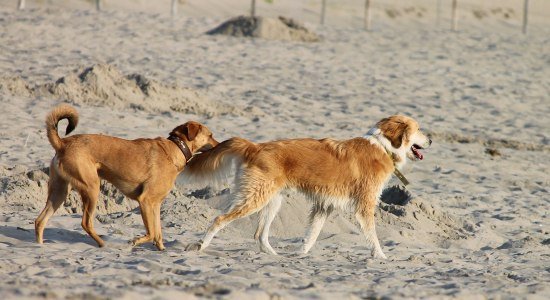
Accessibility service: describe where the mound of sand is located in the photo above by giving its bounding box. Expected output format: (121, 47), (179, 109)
(207, 16), (320, 42)
(378, 196), (477, 245)
(385, 6), (428, 19)
(0, 76), (32, 97)
(0, 165), (138, 216)
(0, 64), (239, 117)
(40, 64), (235, 117)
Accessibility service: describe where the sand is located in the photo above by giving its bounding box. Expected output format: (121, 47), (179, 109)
(1, 0), (549, 299)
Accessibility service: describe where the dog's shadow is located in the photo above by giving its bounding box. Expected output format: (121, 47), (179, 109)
(1, 224), (191, 251)
(0, 225), (100, 247)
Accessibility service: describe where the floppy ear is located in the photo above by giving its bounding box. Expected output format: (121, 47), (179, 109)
(377, 118), (409, 149)
(183, 122), (200, 141)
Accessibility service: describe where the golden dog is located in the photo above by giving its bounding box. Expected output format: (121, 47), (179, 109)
(35, 104), (218, 250)
(183, 115), (431, 258)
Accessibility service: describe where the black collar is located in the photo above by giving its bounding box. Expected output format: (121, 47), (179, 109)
(168, 134), (193, 163)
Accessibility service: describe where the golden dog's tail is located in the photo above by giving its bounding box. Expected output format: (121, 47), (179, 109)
(45, 104), (79, 152)
(184, 137), (257, 184)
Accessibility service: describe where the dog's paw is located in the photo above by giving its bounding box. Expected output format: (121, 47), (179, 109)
(155, 243), (166, 251)
(371, 249), (387, 260)
(185, 242), (202, 251)
(259, 244), (278, 255)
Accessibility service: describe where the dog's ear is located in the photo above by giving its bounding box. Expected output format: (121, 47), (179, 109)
(183, 122), (201, 141)
(377, 117), (410, 149)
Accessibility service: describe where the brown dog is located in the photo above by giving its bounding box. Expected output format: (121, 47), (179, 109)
(183, 115), (431, 258)
(35, 104), (219, 250)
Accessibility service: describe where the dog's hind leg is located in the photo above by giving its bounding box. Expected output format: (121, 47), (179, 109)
(35, 164), (70, 244)
(79, 179), (104, 247)
(254, 193), (282, 255)
(355, 196), (386, 259)
(186, 175), (279, 252)
(302, 202), (333, 254)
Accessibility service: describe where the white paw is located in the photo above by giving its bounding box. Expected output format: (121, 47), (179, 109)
(260, 244), (278, 255)
(372, 249), (387, 259)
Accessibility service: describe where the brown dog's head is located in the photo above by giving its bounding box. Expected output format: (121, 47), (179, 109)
(170, 121), (219, 153)
(375, 115), (431, 162)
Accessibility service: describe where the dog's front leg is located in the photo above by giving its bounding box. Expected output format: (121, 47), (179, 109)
(151, 201), (165, 250)
(132, 202), (156, 248)
(355, 206), (387, 259)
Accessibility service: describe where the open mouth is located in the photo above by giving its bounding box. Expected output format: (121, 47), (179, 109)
(411, 144), (424, 160)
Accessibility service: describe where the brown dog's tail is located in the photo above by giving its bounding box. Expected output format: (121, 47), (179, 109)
(184, 137), (256, 184)
(45, 104), (79, 152)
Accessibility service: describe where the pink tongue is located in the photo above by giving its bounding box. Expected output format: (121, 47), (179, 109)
(412, 147), (424, 160)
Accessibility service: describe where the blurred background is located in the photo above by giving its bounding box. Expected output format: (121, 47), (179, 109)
(2, 0), (549, 31)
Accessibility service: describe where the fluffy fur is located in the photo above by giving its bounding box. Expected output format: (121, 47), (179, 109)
(35, 104), (219, 250)
(183, 115), (431, 259)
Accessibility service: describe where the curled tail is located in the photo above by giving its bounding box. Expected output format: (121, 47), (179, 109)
(184, 137), (256, 184)
(45, 104), (79, 152)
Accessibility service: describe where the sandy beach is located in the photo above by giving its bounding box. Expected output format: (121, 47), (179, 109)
(1, 0), (549, 298)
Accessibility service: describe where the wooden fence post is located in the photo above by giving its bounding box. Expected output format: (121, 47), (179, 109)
(436, 0), (441, 26)
(451, 0), (458, 31)
(171, 0), (178, 17)
(17, 0), (25, 10)
(364, 0), (371, 31)
(251, 0), (256, 17)
(320, 0), (326, 25)
(522, 0), (529, 34)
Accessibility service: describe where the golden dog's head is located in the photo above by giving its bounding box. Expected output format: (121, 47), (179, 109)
(376, 115), (431, 162)
(170, 121), (219, 153)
